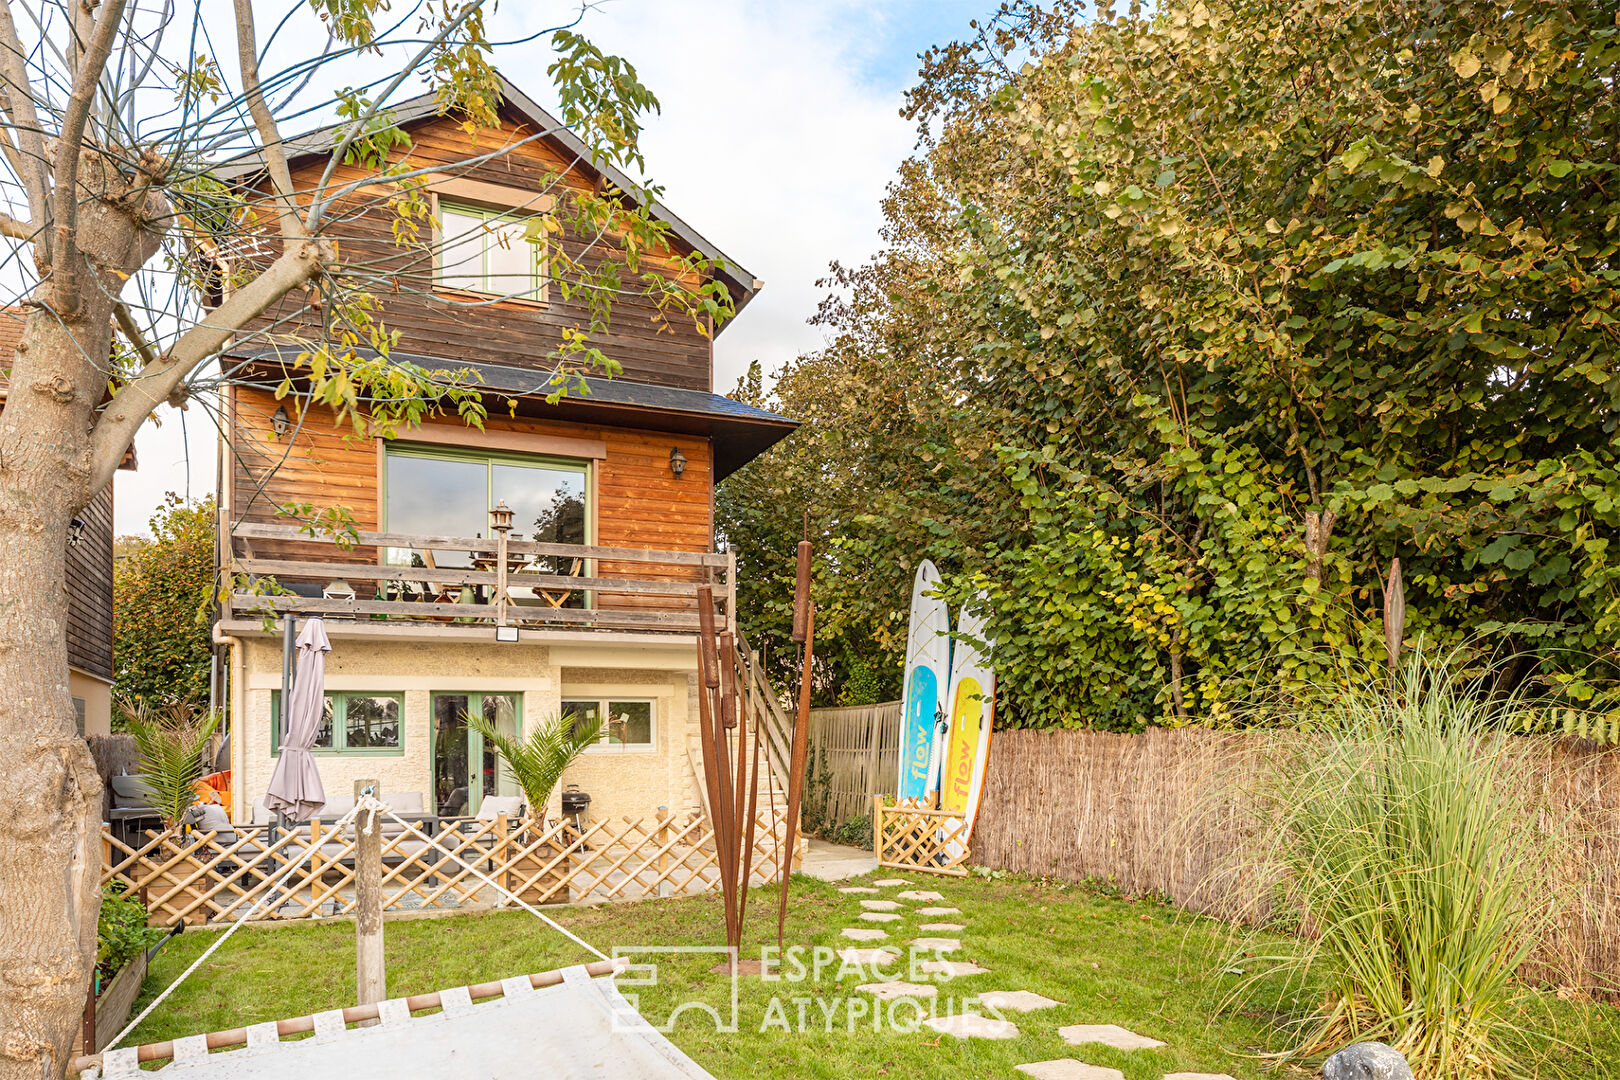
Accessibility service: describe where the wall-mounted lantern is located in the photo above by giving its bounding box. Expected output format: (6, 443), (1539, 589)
(271, 405), (290, 438)
(669, 447), (687, 480)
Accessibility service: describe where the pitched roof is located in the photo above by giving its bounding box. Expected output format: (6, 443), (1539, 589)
(224, 344), (796, 480)
(217, 74), (761, 325)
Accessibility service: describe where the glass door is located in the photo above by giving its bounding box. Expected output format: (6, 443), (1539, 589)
(431, 693), (522, 817)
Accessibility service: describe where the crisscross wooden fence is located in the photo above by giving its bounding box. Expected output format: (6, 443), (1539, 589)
(103, 808), (796, 928)
(872, 798), (970, 877)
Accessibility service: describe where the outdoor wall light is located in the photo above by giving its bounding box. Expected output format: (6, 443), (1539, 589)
(66, 517), (85, 547)
(668, 446), (687, 480)
(270, 405), (290, 438)
(489, 500), (514, 534)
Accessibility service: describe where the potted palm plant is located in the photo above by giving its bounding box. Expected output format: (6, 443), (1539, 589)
(121, 699), (222, 924)
(469, 709), (602, 902)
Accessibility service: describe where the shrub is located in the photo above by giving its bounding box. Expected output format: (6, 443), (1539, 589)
(470, 709), (602, 820)
(1231, 649), (1569, 1078)
(96, 882), (163, 980)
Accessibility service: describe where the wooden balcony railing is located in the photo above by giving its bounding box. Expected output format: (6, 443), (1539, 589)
(224, 522), (733, 634)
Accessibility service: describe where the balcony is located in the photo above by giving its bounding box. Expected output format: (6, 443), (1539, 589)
(223, 523), (733, 637)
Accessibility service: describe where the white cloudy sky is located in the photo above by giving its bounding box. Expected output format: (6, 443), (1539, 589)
(112, 0), (989, 534)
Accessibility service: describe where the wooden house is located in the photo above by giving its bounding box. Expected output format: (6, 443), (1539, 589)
(211, 76), (796, 826)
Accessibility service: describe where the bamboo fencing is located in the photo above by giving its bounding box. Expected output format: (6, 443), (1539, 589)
(103, 806), (797, 928)
(807, 701), (902, 826)
(972, 727), (1620, 993)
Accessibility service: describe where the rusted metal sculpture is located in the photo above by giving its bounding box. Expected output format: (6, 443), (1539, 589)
(776, 533), (815, 949)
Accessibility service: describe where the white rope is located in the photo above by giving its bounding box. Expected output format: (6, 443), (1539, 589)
(108, 798), (610, 1053)
(106, 799), (370, 1051)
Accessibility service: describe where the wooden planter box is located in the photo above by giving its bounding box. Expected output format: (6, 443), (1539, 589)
(145, 852), (215, 926)
(502, 819), (572, 905)
(83, 951), (147, 1053)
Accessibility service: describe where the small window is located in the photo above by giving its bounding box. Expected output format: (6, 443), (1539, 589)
(563, 698), (655, 750)
(437, 201), (544, 301)
(273, 691), (403, 754)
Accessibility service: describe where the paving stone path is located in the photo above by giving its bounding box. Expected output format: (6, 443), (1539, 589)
(919, 959), (989, 977)
(855, 980), (937, 1000)
(860, 899), (903, 911)
(872, 878), (911, 887)
(910, 937), (962, 951)
(1015, 1061), (1124, 1080)
(836, 947), (899, 966)
(841, 927), (888, 941)
(915, 906), (960, 916)
(919, 922), (964, 932)
(1057, 1024), (1166, 1051)
(896, 890), (944, 901)
(978, 990), (1061, 1013)
(859, 912), (901, 923)
(923, 1014), (1020, 1040)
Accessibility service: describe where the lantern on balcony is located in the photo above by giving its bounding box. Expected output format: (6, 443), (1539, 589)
(489, 500), (514, 535)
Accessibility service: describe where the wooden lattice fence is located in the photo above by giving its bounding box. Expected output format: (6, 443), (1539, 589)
(872, 798), (970, 877)
(104, 808), (797, 927)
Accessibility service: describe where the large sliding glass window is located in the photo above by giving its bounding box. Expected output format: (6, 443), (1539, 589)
(383, 445), (588, 578)
(430, 692), (522, 817)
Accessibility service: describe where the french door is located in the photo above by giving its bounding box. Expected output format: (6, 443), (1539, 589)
(430, 692), (521, 817)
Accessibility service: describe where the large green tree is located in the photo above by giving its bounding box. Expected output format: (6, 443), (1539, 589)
(113, 497), (216, 708)
(722, 0), (1620, 733)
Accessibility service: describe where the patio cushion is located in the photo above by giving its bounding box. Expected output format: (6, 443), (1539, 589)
(477, 796), (525, 821)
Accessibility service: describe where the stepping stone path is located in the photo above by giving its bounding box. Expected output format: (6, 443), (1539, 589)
(856, 980), (937, 1000)
(979, 990), (1062, 1013)
(896, 890), (944, 901)
(859, 912), (901, 923)
(839, 886), (879, 894)
(837, 947), (899, 966)
(872, 878), (910, 887)
(1057, 1024), (1165, 1051)
(923, 1014), (1020, 1040)
(920, 922), (964, 932)
(920, 959), (989, 977)
(1015, 1062), (1124, 1080)
(841, 927), (888, 941)
(860, 899), (903, 911)
(916, 906), (960, 916)
(910, 937), (962, 951)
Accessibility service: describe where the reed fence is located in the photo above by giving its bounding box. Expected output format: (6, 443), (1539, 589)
(872, 797), (970, 877)
(807, 701), (902, 826)
(103, 806), (797, 928)
(972, 727), (1620, 993)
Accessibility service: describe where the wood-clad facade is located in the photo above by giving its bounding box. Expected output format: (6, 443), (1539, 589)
(215, 77), (793, 827)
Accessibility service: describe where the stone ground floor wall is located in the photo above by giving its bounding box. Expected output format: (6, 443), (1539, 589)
(228, 631), (704, 828)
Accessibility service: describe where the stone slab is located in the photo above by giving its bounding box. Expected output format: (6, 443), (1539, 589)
(920, 960), (989, 977)
(860, 899), (903, 911)
(839, 886), (879, 894)
(980, 990), (1063, 1013)
(919, 922), (965, 932)
(916, 906), (961, 916)
(1058, 1024), (1166, 1051)
(1015, 1061), (1125, 1080)
(910, 937), (962, 951)
(855, 980), (938, 1001)
(841, 927), (888, 941)
(897, 890), (945, 901)
(922, 1013), (1020, 1040)
(859, 912), (902, 923)
(837, 947), (900, 966)
(872, 878), (911, 886)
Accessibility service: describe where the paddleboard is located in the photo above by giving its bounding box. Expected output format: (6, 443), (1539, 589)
(939, 599), (995, 841)
(897, 560), (950, 804)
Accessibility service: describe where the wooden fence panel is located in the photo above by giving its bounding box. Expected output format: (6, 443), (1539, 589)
(873, 797), (970, 877)
(808, 701), (902, 826)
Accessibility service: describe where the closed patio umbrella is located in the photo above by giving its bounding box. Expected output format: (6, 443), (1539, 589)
(264, 618), (330, 819)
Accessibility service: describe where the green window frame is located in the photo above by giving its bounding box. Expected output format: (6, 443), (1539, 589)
(436, 200), (546, 301)
(562, 698), (656, 752)
(271, 691), (405, 756)
(429, 691), (524, 817)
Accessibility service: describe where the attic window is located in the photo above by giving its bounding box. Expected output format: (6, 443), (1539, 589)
(437, 201), (545, 303)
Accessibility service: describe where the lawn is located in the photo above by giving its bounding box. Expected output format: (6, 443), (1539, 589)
(122, 870), (1620, 1079)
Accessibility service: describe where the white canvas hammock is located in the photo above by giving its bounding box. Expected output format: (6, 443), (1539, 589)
(80, 961), (713, 1079)
(74, 796), (721, 1080)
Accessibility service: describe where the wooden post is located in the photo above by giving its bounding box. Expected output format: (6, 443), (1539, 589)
(872, 794), (882, 866)
(354, 779), (385, 1021)
(495, 519), (509, 627)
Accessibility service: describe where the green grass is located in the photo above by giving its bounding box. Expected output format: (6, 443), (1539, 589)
(120, 871), (1620, 1079)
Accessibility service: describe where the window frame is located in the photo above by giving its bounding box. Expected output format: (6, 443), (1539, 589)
(562, 697), (657, 754)
(434, 198), (547, 305)
(270, 690), (406, 756)
(429, 691), (525, 817)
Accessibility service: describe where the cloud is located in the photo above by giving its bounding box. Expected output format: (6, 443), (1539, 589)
(115, 0), (978, 533)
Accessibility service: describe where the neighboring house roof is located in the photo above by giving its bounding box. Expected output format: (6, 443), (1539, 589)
(216, 73), (762, 325)
(224, 344), (797, 481)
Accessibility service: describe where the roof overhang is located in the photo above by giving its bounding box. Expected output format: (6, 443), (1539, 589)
(224, 344), (796, 481)
(215, 74), (762, 325)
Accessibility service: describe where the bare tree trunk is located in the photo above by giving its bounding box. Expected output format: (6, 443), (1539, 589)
(1168, 645), (1189, 722)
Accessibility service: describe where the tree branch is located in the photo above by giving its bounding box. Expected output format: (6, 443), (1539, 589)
(87, 240), (326, 491)
(50, 0), (132, 316)
(0, 0), (52, 220)
(112, 300), (157, 369)
(0, 209), (37, 240)
(231, 0), (306, 241)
